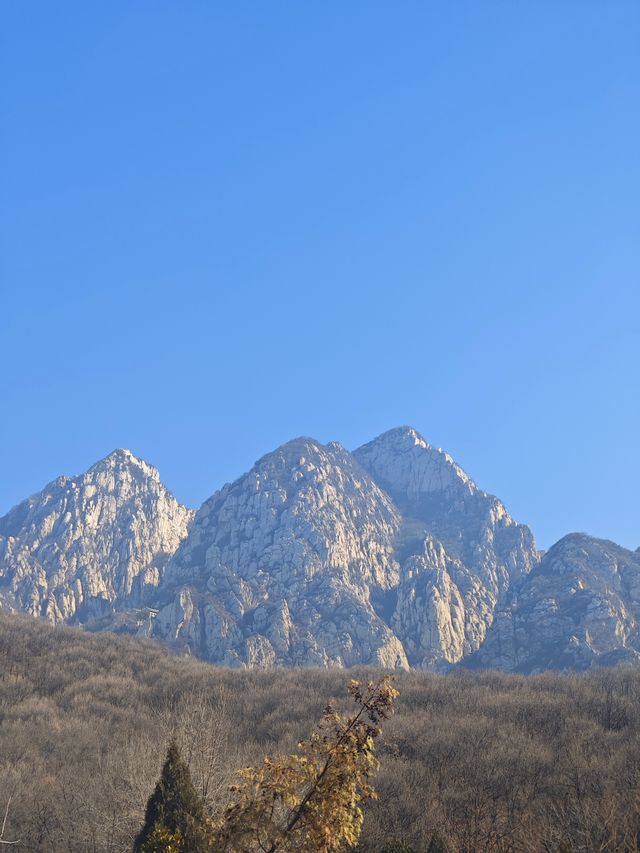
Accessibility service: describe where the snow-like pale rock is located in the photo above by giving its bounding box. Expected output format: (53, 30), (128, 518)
(148, 427), (538, 669)
(2, 428), (636, 673)
(352, 427), (540, 667)
(153, 438), (409, 668)
(470, 533), (640, 672)
(0, 449), (194, 622)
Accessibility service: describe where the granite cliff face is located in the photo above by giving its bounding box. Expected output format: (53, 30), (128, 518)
(471, 534), (640, 672)
(1, 430), (636, 673)
(151, 427), (538, 669)
(0, 450), (194, 623)
(354, 428), (540, 667)
(153, 438), (408, 668)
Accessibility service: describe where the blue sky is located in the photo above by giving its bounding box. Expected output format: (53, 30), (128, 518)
(1, 2), (638, 550)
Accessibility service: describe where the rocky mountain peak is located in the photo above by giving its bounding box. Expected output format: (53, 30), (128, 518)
(154, 435), (407, 668)
(535, 533), (632, 578)
(88, 448), (162, 483)
(350, 427), (540, 669)
(148, 429), (539, 670)
(0, 452), (193, 623)
(249, 436), (349, 480)
(353, 426), (475, 510)
(12, 429), (637, 675)
(472, 533), (640, 673)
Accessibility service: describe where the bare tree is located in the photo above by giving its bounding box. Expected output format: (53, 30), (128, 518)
(0, 797), (19, 846)
(157, 683), (233, 813)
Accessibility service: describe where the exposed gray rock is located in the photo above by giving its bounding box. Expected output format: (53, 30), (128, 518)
(153, 438), (409, 668)
(5, 429), (634, 674)
(151, 428), (538, 670)
(470, 534), (640, 672)
(354, 427), (539, 668)
(0, 450), (194, 622)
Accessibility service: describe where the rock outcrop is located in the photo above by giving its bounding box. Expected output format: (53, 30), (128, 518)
(153, 438), (409, 668)
(470, 534), (640, 672)
(3, 429), (635, 674)
(151, 428), (538, 669)
(354, 427), (540, 667)
(0, 450), (194, 622)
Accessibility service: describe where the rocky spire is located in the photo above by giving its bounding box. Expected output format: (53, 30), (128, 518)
(0, 450), (194, 622)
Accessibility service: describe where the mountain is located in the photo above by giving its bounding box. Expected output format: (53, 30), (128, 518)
(0, 449), (194, 623)
(150, 427), (539, 668)
(152, 437), (408, 667)
(1, 429), (636, 673)
(354, 427), (539, 667)
(470, 533), (640, 672)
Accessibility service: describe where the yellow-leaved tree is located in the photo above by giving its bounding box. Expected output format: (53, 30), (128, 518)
(210, 676), (398, 853)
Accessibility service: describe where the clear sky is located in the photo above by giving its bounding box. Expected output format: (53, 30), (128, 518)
(1, 2), (638, 550)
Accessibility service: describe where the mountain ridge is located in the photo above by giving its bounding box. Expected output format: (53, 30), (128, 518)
(469, 532), (640, 672)
(0, 429), (636, 672)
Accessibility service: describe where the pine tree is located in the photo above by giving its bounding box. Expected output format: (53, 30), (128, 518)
(426, 834), (448, 853)
(134, 741), (210, 853)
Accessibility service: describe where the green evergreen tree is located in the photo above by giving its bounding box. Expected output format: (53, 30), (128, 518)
(133, 741), (210, 852)
(426, 834), (448, 853)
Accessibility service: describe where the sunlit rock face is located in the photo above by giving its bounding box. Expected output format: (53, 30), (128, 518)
(0, 450), (194, 623)
(471, 534), (640, 673)
(7, 430), (635, 674)
(152, 428), (538, 669)
(354, 427), (540, 668)
(154, 438), (409, 668)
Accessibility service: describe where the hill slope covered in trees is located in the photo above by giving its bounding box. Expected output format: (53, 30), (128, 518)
(2, 614), (640, 851)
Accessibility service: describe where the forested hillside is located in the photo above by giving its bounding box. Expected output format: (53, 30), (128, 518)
(1, 613), (640, 851)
